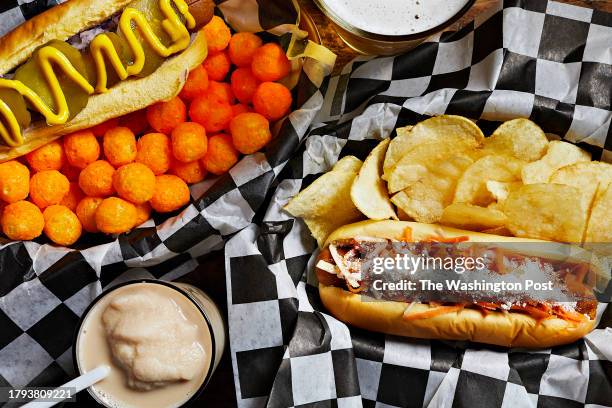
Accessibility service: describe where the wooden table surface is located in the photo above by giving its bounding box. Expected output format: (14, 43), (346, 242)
(298, 0), (612, 73)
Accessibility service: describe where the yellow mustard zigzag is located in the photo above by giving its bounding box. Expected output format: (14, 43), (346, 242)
(0, 0), (195, 147)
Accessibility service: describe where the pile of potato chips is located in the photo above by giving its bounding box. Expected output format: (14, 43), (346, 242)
(285, 115), (612, 247)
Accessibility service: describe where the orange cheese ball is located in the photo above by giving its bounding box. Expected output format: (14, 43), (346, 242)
(59, 182), (84, 212)
(203, 16), (231, 53)
(0, 160), (30, 203)
(252, 81), (293, 121)
(90, 118), (120, 137)
(179, 65), (209, 101)
(202, 134), (239, 175)
(118, 109), (150, 136)
(231, 68), (260, 104)
(229, 112), (272, 154)
(103, 127), (137, 167)
(30, 170), (70, 209)
(207, 80), (235, 104)
(1, 201), (44, 240)
(79, 160), (115, 197)
(150, 175), (190, 213)
(229, 32), (263, 67)
(63, 130), (100, 169)
(26, 141), (65, 172)
(60, 163), (81, 182)
(171, 122), (208, 163)
(43, 205), (82, 246)
(113, 163), (156, 204)
(95, 197), (137, 234)
(146, 97), (187, 135)
(76, 197), (103, 233)
(251, 43), (291, 82)
(135, 133), (172, 175)
(203, 51), (231, 82)
(232, 104), (252, 116)
(133, 202), (152, 228)
(189, 96), (233, 134)
(171, 159), (207, 184)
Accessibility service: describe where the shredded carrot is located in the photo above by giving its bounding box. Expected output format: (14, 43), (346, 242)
(423, 235), (470, 243)
(510, 304), (551, 321)
(475, 302), (499, 311)
(495, 248), (507, 275)
(553, 306), (586, 324)
(347, 285), (364, 294)
(573, 263), (589, 282)
(397, 300), (586, 324)
(402, 227), (413, 242)
(472, 302), (498, 317)
(534, 302), (552, 314)
(403, 305), (464, 320)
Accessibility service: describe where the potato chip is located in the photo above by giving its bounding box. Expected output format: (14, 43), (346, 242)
(396, 126), (414, 139)
(333, 156), (362, 172)
(284, 156), (364, 247)
(503, 184), (588, 242)
(430, 155), (475, 181)
(584, 182), (612, 244)
(481, 226), (513, 236)
(396, 207), (411, 221)
(550, 161), (612, 208)
(391, 181), (447, 224)
(351, 139), (397, 220)
(395, 174), (456, 223)
(454, 155), (525, 206)
(390, 155), (474, 223)
(383, 115), (483, 177)
(522, 141), (591, 184)
(383, 126), (413, 174)
(486, 180), (522, 202)
(440, 203), (508, 231)
(387, 140), (474, 194)
(487, 201), (503, 210)
(484, 118), (549, 162)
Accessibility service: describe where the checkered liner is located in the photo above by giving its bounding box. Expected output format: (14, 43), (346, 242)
(226, 1), (612, 407)
(0, 0), (332, 396)
(0, 0), (65, 37)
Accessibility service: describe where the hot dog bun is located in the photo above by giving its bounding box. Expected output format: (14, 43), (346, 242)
(320, 285), (595, 348)
(0, 31), (207, 162)
(0, 0), (214, 74)
(318, 220), (599, 348)
(0, 0), (214, 162)
(0, 0), (134, 74)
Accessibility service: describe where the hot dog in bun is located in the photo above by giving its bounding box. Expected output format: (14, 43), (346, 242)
(0, 0), (214, 162)
(316, 220), (601, 348)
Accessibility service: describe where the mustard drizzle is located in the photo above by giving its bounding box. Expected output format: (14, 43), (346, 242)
(0, 0), (195, 147)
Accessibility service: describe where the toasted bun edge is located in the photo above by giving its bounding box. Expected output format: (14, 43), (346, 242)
(319, 284), (596, 348)
(0, 0), (133, 75)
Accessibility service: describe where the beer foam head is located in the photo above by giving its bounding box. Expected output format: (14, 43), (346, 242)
(322, 0), (470, 36)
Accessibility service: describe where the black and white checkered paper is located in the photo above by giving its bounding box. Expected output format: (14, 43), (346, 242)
(0, 0), (65, 37)
(0, 0), (332, 399)
(226, 1), (612, 407)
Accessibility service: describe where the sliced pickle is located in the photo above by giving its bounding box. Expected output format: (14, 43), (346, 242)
(83, 32), (132, 89)
(15, 40), (91, 121)
(0, 89), (31, 128)
(128, 0), (174, 44)
(119, 0), (173, 77)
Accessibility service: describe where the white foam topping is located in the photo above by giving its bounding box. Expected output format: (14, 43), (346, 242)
(321, 0), (470, 36)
